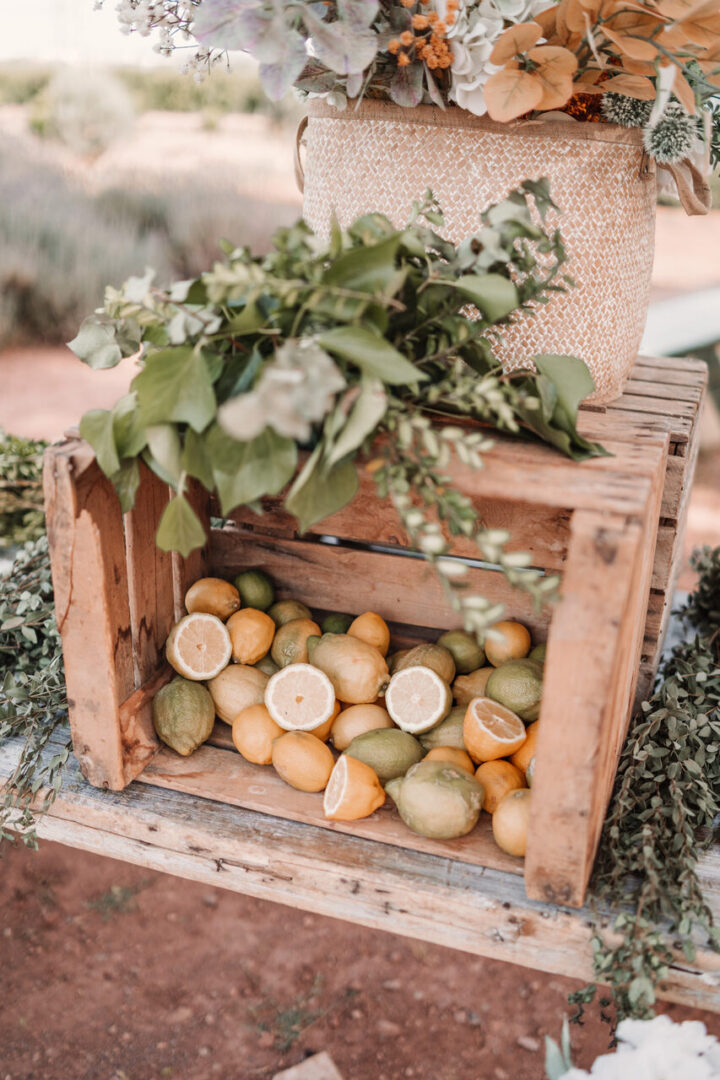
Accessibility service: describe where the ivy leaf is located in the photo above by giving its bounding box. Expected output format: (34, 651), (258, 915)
(327, 377), (387, 466)
(132, 346), (216, 433)
(317, 326), (427, 385)
(112, 394), (147, 458)
(453, 274), (519, 323)
(303, 6), (377, 74)
(285, 445), (359, 533)
(182, 428), (215, 493)
(68, 315), (122, 370)
(206, 424), (297, 515)
(145, 424), (183, 486)
(111, 458), (141, 514)
(323, 235), (403, 294)
(155, 493), (207, 557)
(515, 355), (611, 461)
(79, 409), (120, 477)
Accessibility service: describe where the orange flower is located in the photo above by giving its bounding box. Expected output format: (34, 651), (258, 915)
(412, 13), (429, 28)
(397, 52), (411, 66)
(400, 0), (415, 6)
(388, 38), (401, 54)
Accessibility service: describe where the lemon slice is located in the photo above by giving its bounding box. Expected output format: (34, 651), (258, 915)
(265, 663), (336, 732)
(165, 613), (232, 681)
(323, 754), (386, 821)
(384, 665), (452, 734)
(463, 697), (526, 763)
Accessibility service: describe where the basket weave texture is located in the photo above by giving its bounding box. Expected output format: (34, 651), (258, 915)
(302, 100), (658, 404)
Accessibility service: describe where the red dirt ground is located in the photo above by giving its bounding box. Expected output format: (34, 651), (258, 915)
(2, 840), (720, 1080)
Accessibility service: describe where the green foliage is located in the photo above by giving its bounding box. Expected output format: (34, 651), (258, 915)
(0, 538), (69, 848)
(574, 547), (720, 1022)
(0, 431), (47, 547)
(73, 183), (607, 634)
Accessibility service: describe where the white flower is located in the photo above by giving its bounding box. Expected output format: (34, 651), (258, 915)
(218, 339), (346, 443)
(559, 1017), (720, 1080)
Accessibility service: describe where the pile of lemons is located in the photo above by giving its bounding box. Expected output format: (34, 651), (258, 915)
(153, 571), (544, 859)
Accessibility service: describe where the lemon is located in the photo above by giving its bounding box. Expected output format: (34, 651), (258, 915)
(424, 746), (475, 775)
(310, 700), (342, 742)
(484, 621), (531, 667)
(331, 703), (395, 751)
(526, 756), (536, 787)
(388, 649), (411, 675)
(322, 613), (354, 635)
(310, 633), (389, 704)
(394, 643), (455, 684)
(268, 599), (312, 627)
(165, 613), (232, 681)
(386, 760), (483, 840)
(492, 788), (531, 857)
(265, 662), (336, 732)
(345, 728), (424, 782)
(232, 704), (283, 765)
(348, 611), (391, 657)
(271, 731), (335, 793)
(324, 754), (386, 821)
(184, 577), (240, 622)
(207, 664), (269, 724)
(453, 667), (494, 705)
(463, 697), (527, 763)
(474, 759), (526, 814)
(510, 719), (540, 773)
(437, 630), (485, 675)
(271, 617), (322, 668)
(385, 666), (452, 734)
(529, 642), (547, 663)
(486, 658), (543, 723)
(227, 607), (275, 665)
(419, 707), (467, 751)
(234, 569), (275, 612)
(152, 676), (215, 756)
(255, 654), (280, 676)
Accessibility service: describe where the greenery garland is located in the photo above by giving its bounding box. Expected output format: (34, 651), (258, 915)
(0, 430), (48, 547)
(572, 547), (720, 1021)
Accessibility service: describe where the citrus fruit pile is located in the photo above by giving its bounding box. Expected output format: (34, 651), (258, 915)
(154, 570), (544, 859)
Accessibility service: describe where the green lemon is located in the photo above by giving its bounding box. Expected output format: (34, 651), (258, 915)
(419, 707), (467, 751)
(152, 676), (215, 756)
(393, 643), (456, 684)
(234, 569), (275, 612)
(255, 654), (280, 676)
(437, 630), (485, 675)
(386, 759), (483, 840)
(268, 599), (312, 627)
(322, 613), (354, 635)
(345, 729), (424, 783)
(485, 658), (544, 723)
(529, 642), (547, 663)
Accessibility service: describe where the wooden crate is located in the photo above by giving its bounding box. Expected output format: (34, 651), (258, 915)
(42, 356), (705, 910)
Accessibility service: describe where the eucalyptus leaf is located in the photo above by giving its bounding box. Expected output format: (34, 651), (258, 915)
(206, 424), (297, 515)
(192, 0), (268, 50)
(68, 315), (122, 370)
(285, 448), (359, 533)
(323, 235), (403, 294)
(317, 326), (426, 385)
(303, 6), (377, 74)
(155, 493), (207, 557)
(327, 378), (387, 466)
(390, 61), (424, 107)
(79, 409), (120, 477)
(132, 346), (216, 433)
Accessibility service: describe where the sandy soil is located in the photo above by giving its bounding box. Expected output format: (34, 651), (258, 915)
(2, 840), (720, 1080)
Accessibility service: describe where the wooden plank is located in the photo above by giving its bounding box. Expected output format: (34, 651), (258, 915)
(138, 741), (524, 876)
(624, 376), (705, 405)
(171, 478), (211, 622)
(632, 364), (710, 390)
(43, 442), (135, 790)
(636, 353), (709, 374)
(4, 733), (720, 1013)
(124, 463), (176, 687)
(209, 529), (553, 637)
(525, 511), (648, 907)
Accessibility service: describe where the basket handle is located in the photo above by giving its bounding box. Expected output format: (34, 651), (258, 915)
(662, 158), (712, 216)
(294, 115), (308, 195)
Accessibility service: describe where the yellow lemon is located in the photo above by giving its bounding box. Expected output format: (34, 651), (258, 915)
(226, 607), (275, 665)
(331, 703), (395, 751)
(385, 666), (452, 734)
(165, 613), (232, 681)
(348, 612), (391, 657)
(484, 621), (532, 667)
(271, 617), (322, 668)
(492, 788), (532, 857)
(310, 633), (389, 704)
(474, 759), (526, 814)
(394, 643), (456, 684)
(232, 704), (283, 765)
(309, 700), (342, 743)
(271, 731), (335, 793)
(510, 720), (540, 774)
(453, 667), (494, 705)
(265, 663), (336, 732)
(184, 577), (241, 622)
(463, 697), (526, 763)
(323, 754), (386, 821)
(207, 664), (269, 724)
(424, 746), (475, 776)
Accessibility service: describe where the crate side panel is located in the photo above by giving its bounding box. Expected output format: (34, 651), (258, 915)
(209, 528), (553, 638)
(171, 478), (211, 621)
(43, 444), (135, 790)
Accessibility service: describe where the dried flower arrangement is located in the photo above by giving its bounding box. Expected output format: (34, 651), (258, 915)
(99, 1), (720, 167)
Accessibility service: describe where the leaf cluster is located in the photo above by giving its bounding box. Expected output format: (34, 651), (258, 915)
(574, 546), (720, 1021)
(0, 431), (47, 547)
(71, 183), (606, 634)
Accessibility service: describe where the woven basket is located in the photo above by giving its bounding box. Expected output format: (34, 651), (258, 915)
(300, 99), (660, 404)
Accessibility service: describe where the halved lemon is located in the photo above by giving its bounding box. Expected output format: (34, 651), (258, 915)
(265, 663), (336, 732)
(384, 665), (452, 734)
(165, 613), (232, 681)
(323, 754), (386, 821)
(463, 697), (527, 763)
